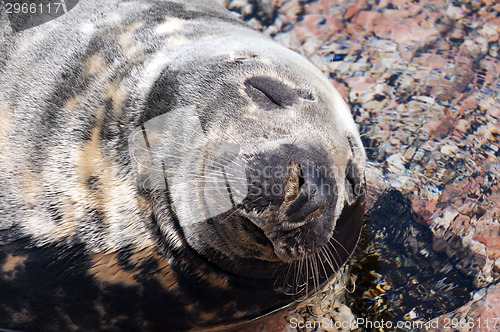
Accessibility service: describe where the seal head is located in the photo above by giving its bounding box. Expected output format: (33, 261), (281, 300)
(130, 34), (366, 293)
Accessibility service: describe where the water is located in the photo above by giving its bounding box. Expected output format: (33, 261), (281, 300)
(347, 189), (475, 330)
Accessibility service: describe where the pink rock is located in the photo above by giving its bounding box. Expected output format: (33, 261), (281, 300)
(419, 53), (448, 72)
(352, 10), (382, 31)
(305, 0), (344, 15)
(344, 76), (376, 99)
(480, 56), (500, 86)
(344, 0), (367, 20)
(455, 119), (470, 133)
(294, 14), (343, 42)
(474, 220), (500, 260)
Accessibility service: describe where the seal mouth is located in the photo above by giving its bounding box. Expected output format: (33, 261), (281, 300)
(270, 190), (365, 296)
(202, 185), (365, 282)
(249, 180), (365, 266)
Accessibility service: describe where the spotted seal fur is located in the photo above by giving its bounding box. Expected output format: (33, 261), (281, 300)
(0, 0), (366, 330)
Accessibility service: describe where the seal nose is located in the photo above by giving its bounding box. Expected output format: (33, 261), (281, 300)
(243, 144), (337, 225)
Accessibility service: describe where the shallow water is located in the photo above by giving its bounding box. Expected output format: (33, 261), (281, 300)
(348, 190), (476, 329)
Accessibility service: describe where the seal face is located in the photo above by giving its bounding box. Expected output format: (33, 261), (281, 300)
(0, 0), (366, 330)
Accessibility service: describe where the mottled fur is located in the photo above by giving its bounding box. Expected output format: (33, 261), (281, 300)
(0, 0), (365, 331)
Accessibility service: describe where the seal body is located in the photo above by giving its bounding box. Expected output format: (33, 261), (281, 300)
(0, 0), (366, 330)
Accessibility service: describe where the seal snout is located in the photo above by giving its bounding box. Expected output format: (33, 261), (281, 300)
(240, 144), (343, 262)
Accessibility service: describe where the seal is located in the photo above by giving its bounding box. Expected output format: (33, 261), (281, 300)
(0, 0), (366, 330)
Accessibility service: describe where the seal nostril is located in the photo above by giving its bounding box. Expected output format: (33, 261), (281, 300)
(298, 164), (305, 190)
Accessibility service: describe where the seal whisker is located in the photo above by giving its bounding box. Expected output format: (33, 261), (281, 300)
(319, 247), (332, 271)
(131, 130), (156, 153)
(190, 173), (239, 181)
(207, 202), (249, 225)
(220, 130), (243, 147)
(200, 156), (244, 171)
(323, 244), (341, 271)
(161, 159), (246, 178)
(293, 256), (304, 299)
(330, 234), (351, 255)
(296, 254), (308, 291)
(327, 240), (343, 266)
(158, 164), (247, 179)
(272, 264), (285, 290)
(157, 130), (243, 169)
(276, 262), (293, 295)
(308, 254), (319, 298)
(150, 134), (205, 151)
(140, 164), (245, 182)
(289, 269), (304, 296)
(319, 247), (334, 276)
(294, 255), (302, 291)
(313, 255), (320, 298)
(312, 253), (321, 296)
(317, 249), (328, 278)
(306, 255), (318, 297)
(154, 153), (242, 172)
(284, 262), (295, 293)
(305, 255), (310, 297)
(179, 177), (245, 186)
(283, 261), (296, 296)
(191, 173), (248, 182)
(308, 256), (314, 298)
(194, 174), (249, 183)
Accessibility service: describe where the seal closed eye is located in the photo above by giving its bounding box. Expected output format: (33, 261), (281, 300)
(244, 76), (312, 109)
(0, 0), (366, 330)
